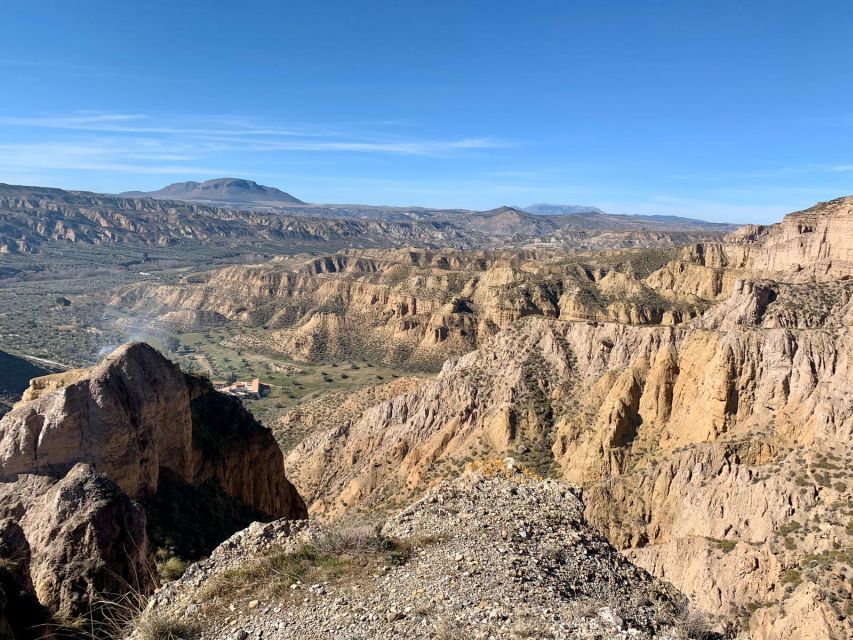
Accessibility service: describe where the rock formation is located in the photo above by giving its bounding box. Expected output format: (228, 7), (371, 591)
(0, 183), (475, 255)
(0, 343), (306, 636)
(0, 182), (730, 256)
(110, 247), (704, 368)
(277, 197), (853, 638)
(12, 464), (154, 619)
(6, 193), (852, 638)
(0, 343), (305, 517)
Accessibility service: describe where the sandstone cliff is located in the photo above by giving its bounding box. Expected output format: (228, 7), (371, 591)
(646, 196), (853, 303)
(284, 305), (851, 637)
(110, 247), (703, 369)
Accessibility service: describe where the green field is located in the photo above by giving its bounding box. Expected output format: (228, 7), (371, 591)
(146, 327), (410, 425)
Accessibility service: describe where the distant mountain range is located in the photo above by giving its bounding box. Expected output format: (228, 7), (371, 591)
(119, 178), (731, 230)
(0, 181), (738, 258)
(521, 203), (726, 229)
(120, 177), (305, 207)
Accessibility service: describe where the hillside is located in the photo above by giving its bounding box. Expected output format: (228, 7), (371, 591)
(523, 203), (606, 215)
(108, 246), (706, 369)
(0, 183), (476, 255)
(522, 203), (730, 230)
(0, 183), (735, 264)
(3, 192), (852, 639)
(270, 197), (853, 638)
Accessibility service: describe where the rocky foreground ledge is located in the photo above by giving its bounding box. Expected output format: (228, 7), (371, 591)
(140, 461), (704, 640)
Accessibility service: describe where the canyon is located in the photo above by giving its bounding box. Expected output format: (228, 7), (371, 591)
(0, 192), (850, 639)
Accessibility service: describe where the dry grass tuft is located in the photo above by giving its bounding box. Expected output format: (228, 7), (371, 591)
(199, 522), (414, 604)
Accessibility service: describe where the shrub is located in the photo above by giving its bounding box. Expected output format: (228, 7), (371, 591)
(159, 556), (187, 582)
(781, 568), (802, 586)
(718, 540), (737, 553)
(778, 521), (801, 535)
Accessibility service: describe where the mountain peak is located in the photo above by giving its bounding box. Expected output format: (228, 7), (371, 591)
(120, 178), (305, 206)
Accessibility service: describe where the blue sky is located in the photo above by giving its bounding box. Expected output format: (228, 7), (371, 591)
(1, 1), (851, 223)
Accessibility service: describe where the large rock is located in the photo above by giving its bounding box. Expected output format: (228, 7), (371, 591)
(0, 519), (53, 640)
(0, 342), (306, 519)
(2, 343), (192, 498)
(0, 343), (306, 629)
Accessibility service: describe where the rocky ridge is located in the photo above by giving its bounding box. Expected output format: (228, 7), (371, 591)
(110, 247), (705, 369)
(0, 184), (474, 255)
(139, 465), (695, 640)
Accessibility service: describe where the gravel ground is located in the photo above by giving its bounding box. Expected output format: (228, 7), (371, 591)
(141, 461), (690, 640)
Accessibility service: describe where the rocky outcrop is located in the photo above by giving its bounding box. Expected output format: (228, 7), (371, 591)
(0, 343), (305, 518)
(748, 582), (849, 640)
(647, 196), (853, 304)
(183, 375), (305, 518)
(0, 343), (306, 632)
(725, 196), (853, 279)
(1, 343), (193, 499)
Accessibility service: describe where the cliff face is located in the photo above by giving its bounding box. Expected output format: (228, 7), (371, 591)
(0, 343), (305, 632)
(285, 311), (851, 636)
(646, 196), (853, 303)
(726, 196), (853, 278)
(110, 247), (703, 369)
(284, 318), (581, 516)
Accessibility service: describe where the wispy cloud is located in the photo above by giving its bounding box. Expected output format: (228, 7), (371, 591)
(0, 138), (232, 176)
(0, 111), (503, 160)
(0, 59), (62, 68)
